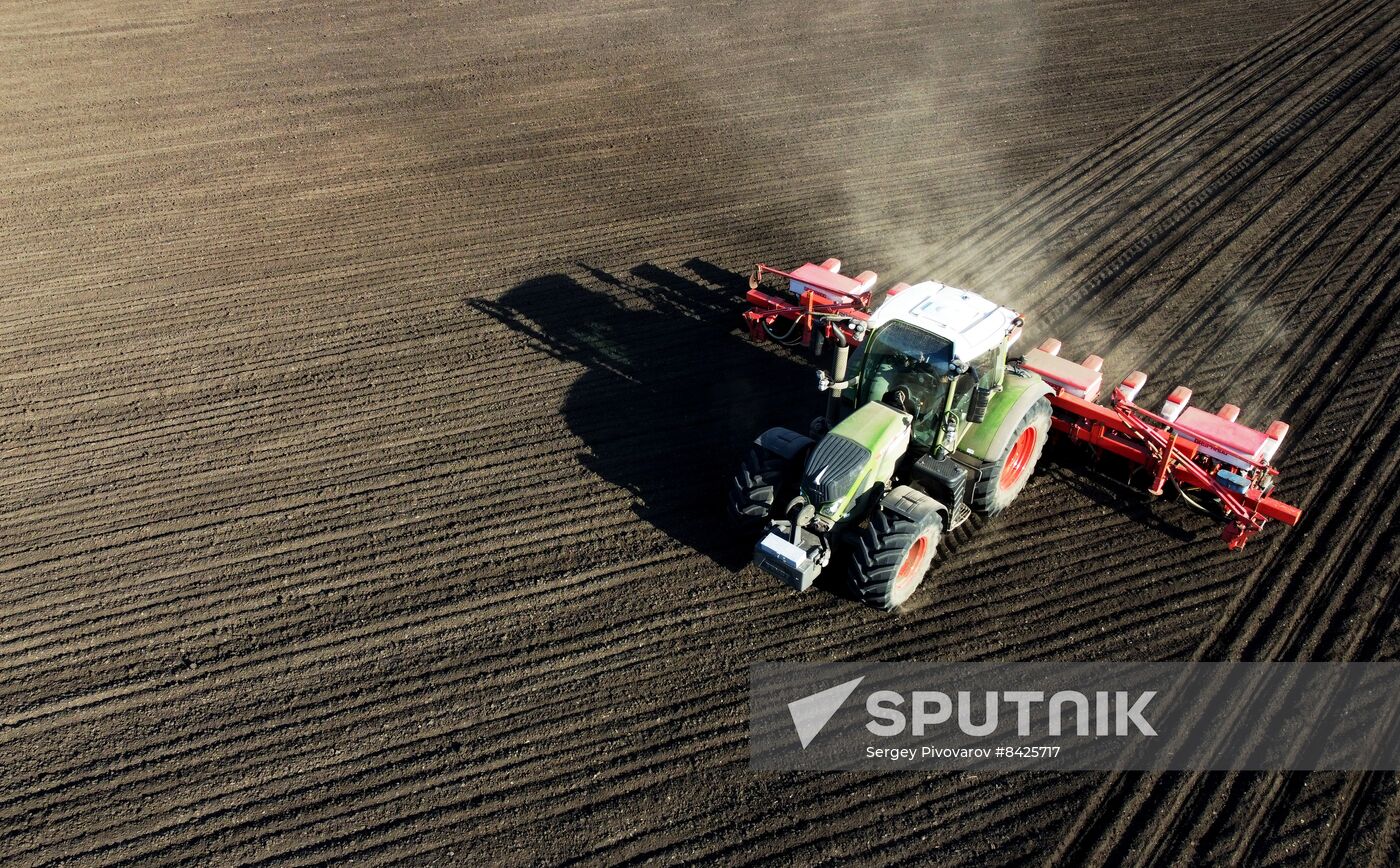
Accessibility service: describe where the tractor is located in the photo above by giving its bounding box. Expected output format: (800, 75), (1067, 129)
(729, 258), (1301, 609)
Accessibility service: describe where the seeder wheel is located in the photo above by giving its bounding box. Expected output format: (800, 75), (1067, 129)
(1170, 478), (1228, 520)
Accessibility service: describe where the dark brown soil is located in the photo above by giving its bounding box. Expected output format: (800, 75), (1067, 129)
(3, 0), (1397, 864)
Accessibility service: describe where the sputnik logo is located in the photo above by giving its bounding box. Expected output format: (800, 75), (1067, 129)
(787, 676), (865, 748)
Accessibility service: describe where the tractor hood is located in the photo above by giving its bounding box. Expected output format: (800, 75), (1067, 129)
(802, 402), (912, 522)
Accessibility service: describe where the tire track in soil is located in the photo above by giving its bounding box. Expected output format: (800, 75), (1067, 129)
(4, 0), (1392, 863)
(1044, 40), (1400, 347)
(10, 526), (1226, 862)
(1052, 323), (1400, 862)
(930, 0), (1395, 291)
(1163, 344), (1400, 866)
(932, 0), (1387, 278)
(1093, 79), (1400, 357)
(2, 495), (1237, 862)
(1146, 433), (1400, 866)
(12, 602), (1086, 866)
(1050, 242), (1400, 864)
(1364, 778), (1400, 868)
(1021, 28), (1399, 352)
(952, 15), (1400, 862)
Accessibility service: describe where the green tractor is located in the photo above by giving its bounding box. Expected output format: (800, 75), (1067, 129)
(730, 261), (1053, 609)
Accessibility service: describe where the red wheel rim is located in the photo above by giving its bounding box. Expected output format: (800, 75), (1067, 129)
(895, 535), (929, 589)
(998, 427), (1038, 491)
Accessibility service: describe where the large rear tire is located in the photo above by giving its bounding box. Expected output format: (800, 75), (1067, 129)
(727, 444), (800, 529)
(971, 397), (1051, 517)
(848, 493), (943, 610)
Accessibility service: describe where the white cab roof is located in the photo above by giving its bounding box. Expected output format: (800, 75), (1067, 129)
(868, 281), (1019, 360)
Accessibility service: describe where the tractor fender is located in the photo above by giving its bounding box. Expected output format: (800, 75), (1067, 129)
(880, 485), (946, 523)
(957, 376), (1053, 462)
(756, 427), (815, 460)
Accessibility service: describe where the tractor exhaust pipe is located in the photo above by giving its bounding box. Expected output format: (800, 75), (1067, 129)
(827, 340), (849, 423)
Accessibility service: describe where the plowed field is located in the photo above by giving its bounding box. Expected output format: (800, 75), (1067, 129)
(4, 0), (1397, 864)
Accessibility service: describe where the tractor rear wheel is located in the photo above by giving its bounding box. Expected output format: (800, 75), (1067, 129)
(971, 397), (1051, 517)
(727, 443), (801, 529)
(848, 495), (943, 610)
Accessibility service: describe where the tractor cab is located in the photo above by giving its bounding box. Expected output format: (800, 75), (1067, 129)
(855, 282), (1023, 450)
(854, 320), (953, 447)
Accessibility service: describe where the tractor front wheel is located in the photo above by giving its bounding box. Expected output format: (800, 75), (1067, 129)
(727, 443), (802, 529)
(848, 495), (943, 610)
(971, 397), (1051, 516)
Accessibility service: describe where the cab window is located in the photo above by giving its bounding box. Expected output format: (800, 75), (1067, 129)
(951, 346), (1000, 417)
(857, 322), (954, 446)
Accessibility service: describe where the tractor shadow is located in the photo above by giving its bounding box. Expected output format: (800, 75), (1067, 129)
(471, 259), (818, 570)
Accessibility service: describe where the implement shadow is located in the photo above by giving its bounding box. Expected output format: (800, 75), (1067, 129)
(1036, 440), (1201, 543)
(471, 259), (818, 569)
